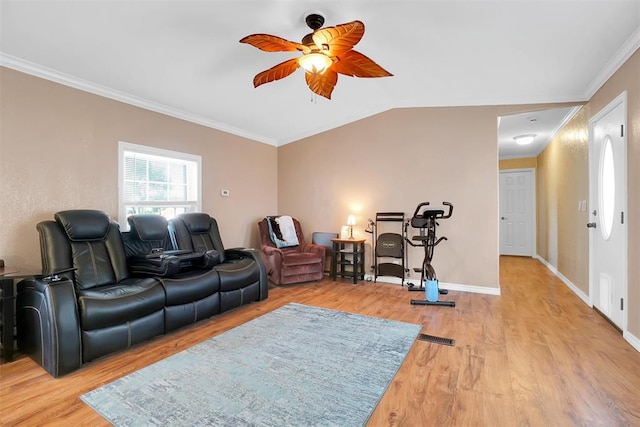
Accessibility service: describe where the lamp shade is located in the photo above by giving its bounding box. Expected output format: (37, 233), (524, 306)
(347, 215), (357, 226)
(298, 53), (332, 75)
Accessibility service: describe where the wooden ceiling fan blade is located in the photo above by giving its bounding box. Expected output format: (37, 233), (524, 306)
(332, 50), (393, 78)
(305, 69), (338, 99)
(240, 33), (308, 53)
(253, 58), (301, 88)
(312, 21), (365, 55)
(243, 19), (388, 98)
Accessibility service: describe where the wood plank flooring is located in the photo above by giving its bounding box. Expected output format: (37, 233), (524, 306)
(1, 256), (639, 426)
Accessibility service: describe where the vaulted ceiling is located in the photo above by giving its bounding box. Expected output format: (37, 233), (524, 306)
(1, 1), (639, 152)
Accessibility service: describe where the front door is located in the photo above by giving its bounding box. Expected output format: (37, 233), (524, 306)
(499, 169), (534, 256)
(589, 92), (627, 330)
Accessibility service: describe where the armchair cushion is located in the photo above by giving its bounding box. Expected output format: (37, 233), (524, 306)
(170, 213), (225, 264)
(54, 210), (131, 290)
(56, 209), (112, 241)
(76, 278), (165, 331)
(181, 213), (213, 234)
(128, 214), (171, 242)
(281, 252), (323, 267)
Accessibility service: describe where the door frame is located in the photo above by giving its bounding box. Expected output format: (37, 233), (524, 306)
(588, 91), (628, 332)
(499, 167), (536, 257)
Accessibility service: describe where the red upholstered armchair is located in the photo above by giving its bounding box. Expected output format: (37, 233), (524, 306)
(258, 217), (325, 285)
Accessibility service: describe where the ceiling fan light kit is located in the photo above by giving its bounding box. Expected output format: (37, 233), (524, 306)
(298, 52), (333, 75)
(239, 13), (392, 99)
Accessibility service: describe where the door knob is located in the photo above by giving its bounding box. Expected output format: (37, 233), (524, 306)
(587, 222), (597, 228)
(501, 217), (506, 220)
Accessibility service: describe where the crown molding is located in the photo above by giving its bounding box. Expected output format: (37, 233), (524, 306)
(549, 105), (583, 137)
(583, 26), (640, 100)
(0, 53), (278, 146)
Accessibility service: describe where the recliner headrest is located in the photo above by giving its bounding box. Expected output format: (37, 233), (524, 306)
(128, 214), (169, 241)
(179, 213), (212, 234)
(55, 209), (112, 241)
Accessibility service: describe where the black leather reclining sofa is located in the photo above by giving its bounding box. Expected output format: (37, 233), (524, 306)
(16, 210), (268, 377)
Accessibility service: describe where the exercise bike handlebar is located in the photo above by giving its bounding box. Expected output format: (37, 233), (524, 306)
(441, 202), (453, 219)
(412, 202), (430, 218)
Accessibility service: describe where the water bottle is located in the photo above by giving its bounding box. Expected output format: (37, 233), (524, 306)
(426, 279), (439, 302)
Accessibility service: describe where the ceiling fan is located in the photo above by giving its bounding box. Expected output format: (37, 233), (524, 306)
(239, 13), (393, 100)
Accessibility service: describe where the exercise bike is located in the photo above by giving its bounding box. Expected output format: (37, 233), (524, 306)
(405, 201), (456, 307)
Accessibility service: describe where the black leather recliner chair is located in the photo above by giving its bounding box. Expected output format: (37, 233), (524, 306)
(122, 214), (221, 332)
(17, 210), (166, 377)
(170, 213), (268, 312)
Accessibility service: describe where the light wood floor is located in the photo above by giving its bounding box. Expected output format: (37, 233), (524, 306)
(1, 256), (639, 426)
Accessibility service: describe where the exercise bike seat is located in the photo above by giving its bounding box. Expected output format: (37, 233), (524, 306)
(411, 209), (444, 228)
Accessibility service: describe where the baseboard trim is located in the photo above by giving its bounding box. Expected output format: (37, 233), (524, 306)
(623, 330), (640, 352)
(534, 256), (640, 353)
(533, 255), (592, 306)
(364, 275), (501, 296)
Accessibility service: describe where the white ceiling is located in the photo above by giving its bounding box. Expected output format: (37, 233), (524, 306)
(498, 105), (582, 159)
(1, 1), (639, 153)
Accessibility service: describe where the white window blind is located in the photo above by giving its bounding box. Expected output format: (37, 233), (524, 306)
(118, 142), (201, 229)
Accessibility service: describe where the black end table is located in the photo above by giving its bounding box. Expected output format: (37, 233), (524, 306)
(331, 238), (366, 284)
(1, 268), (39, 363)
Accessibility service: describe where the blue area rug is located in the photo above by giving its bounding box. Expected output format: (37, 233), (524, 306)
(81, 303), (421, 426)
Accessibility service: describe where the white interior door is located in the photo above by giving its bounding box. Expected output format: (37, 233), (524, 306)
(589, 92), (627, 330)
(499, 169), (534, 256)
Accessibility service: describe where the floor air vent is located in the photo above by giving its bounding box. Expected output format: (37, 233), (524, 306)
(418, 333), (455, 346)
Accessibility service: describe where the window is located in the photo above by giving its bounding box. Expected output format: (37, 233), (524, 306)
(598, 135), (615, 240)
(118, 141), (201, 230)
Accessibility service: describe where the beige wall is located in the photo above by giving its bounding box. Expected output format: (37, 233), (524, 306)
(588, 49), (640, 338)
(278, 104), (577, 289)
(537, 106), (590, 290)
(536, 138), (558, 265)
(0, 67), (278, 270)
(499, 157), (537, 170)
(536, 48), (639, 339)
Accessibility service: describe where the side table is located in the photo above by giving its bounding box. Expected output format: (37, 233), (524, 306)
(331, 238), (366, 284)
(1, 268), (39, 363)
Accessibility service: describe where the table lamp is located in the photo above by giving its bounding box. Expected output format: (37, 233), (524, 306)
(347, 215), (357, 239)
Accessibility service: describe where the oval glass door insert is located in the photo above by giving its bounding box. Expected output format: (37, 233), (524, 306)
(598, 135), (615, 240)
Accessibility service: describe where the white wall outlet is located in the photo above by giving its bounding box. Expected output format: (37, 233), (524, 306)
(220, 189), (230, 197)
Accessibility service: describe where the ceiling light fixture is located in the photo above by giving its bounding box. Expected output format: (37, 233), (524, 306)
(239, 13), (392, 99)
(514, 134), (536, 145)
(298, 52), (333, 75)
(298, 14), (333, 75)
